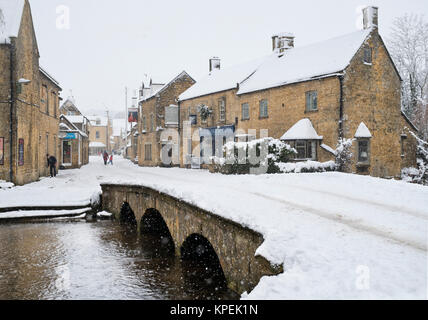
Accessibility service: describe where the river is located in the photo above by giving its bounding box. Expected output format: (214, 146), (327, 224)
(0, 219), (239, 300)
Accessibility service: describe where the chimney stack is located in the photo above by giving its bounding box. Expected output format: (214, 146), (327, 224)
(209, 57), (221, 72)
(272, 33), (295, 54)
(363, 6), (378, 30)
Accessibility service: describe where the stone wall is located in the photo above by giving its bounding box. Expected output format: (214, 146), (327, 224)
(101, 183), (282, 294)
(138, 73), (195, 167)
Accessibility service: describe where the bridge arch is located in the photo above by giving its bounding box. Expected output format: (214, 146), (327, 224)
(119, 202), (137, 227)
(180, 233), (227, 291)
(140, 208), (175, 256)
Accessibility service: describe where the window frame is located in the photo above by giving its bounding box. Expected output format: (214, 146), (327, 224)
(292, 140), (317, 161)
(219, 97), (226, 122)
(145, 144), (152, 161)
(305, 91), (318, 112)
(357, 139), (370, 164)
(363, 47), (372, 64)
(259, 99), (268, 119)
(241, 103), (250, 120)
(189, 114), (197, 126)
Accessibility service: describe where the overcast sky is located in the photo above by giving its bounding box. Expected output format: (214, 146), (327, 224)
(30, 0), (428, 116)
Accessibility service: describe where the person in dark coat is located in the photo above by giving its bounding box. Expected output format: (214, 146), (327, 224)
(103, 150), (109, 165)
(48, 155), (57, 177)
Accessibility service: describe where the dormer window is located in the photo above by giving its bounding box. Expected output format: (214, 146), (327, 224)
(364, 47), (372, 64)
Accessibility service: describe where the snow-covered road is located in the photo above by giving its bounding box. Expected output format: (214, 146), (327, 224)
(1, 156), (427, 299)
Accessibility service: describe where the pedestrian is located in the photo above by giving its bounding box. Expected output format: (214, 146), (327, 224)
(108, 154), (113, 165)
(48, 155), (57, 177)
(103, 150), (108, 165)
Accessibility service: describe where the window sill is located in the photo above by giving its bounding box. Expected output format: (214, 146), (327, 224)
(241, 118), (250, 122)
(356, 162), (370, 167)
(259, 116), (269, 120)
(304, 109), (318, 114)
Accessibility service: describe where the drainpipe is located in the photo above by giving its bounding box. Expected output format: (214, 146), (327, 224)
(9, 41), (15, 183)
(338, 75), (344, 140)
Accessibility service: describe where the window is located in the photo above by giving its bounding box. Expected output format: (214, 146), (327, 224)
(145, 144), (152, 161)
(18, 139), (24, 166)
(358, 140), (370, 163)
(401, 135), (407, 157)
(294, 140), (317, 160)
(259, 99), (268, 118)
(52, 92), (57, 118)
(151, 114), (155, 132)
(46, 134), (49, 155)
(364, 47), (372, 64)
(219, 98), (226, 122)
(142, 116), (147, 131)
(0, 137), (4, 165)
(242, 103), (250, 120)
(41, 85), (48, 114)
(189, 114), (197, 125)
(306, 91), (318, 111)
(96, 131), (100, 139)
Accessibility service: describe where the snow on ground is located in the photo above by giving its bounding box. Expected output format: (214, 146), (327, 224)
(0, 208), (92, 219)
(1, 156), (427, 299)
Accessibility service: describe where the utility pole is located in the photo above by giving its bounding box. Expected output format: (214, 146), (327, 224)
(106, 109), (110, 153)
(125, 87), (128, 157)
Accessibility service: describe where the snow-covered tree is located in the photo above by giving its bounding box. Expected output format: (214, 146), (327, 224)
(388, 14), (428, 139)
(405, 129), (428, 185)
(335, 138), (354, 172)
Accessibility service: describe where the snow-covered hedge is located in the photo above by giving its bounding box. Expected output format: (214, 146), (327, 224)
(0, 180), (14, 190)
(211, 138), (336, 175)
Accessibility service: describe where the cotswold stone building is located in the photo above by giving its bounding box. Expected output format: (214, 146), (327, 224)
(178, 6), (418, 178)
(137, 71), (195, 167)
(0, 0), (62, 185)
(58, 98), (90, 169)
(87, 115), (112, 155)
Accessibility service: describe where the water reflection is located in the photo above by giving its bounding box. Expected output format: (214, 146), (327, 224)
(0, 220), (238, 300)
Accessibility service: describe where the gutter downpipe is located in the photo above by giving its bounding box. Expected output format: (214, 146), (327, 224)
(9, 40), (15, 183)
(338, 75), (344, 140)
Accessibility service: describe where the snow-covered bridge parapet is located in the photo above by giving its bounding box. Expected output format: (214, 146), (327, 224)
(100, 183), (282, 294)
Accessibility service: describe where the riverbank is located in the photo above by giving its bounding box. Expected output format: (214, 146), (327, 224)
(1, 156), (427, 299)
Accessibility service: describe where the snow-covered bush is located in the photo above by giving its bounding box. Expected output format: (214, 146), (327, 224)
(277, 161), (337, 173)
(212, 138), (297, 174)
(402, 130), (428, 185)
(335, 138), (354, 172)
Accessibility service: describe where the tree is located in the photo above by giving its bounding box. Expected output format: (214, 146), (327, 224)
(335, 138), (354, 172)
(388, 14), (428, 139)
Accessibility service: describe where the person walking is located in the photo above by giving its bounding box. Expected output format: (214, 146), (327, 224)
(48, 155), (57, 178)
(108, 154), (113, 165)
(103, 150), (109, 165)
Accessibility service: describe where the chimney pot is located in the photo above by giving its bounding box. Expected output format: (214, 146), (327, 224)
(363, 6), (379, 30)
(209, 57), (221, 72)
(272, 32), (295, 54)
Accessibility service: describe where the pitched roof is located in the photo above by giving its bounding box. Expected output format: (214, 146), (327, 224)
(0, 0), (25, 43)
(179, 57), (265, 101)
(280, 118), (323, 140)
(141, 71), (194, 102)
(354, 122), (372, 138)
(179, 28), (372, 100)
(238, 29), (372, 95)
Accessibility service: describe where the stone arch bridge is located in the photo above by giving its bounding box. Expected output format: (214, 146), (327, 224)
(100, 183), (282, 294)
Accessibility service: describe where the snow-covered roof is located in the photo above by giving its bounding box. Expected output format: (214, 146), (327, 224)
(89, 142), (106, 148)
(141, 71), (194, 102)
(179, 28), (372, 100)
(281, 118), (323, 140)
(354, 122), (372, 138)
(39, 66), (60, 87)
(59, 123), (72, 131)
(87, 115), (109, 127)
(238, 29), (372, 95)
(65, 115), (85, 124)
(179, 57), (266, 101)
(0, 0), (25, 43)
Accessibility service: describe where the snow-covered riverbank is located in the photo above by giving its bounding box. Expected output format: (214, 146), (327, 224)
(1, 156), (427, 299)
